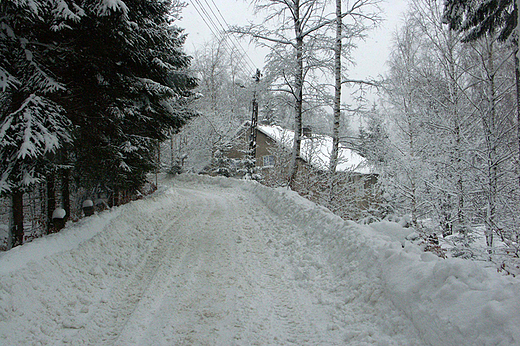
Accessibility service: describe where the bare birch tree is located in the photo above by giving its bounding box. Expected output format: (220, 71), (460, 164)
(465, 35), (517, 252)
(384, 1), (517, 265)
(408, 0), (476, 237)
(232, 0), (379, 185)
(385, 17), (428, 229)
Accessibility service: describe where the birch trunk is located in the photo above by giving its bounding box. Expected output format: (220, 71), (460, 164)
(446, 29), (466, 235)
(330, 0), (342, 175)
(290, 0), (304, 185)
(516, 0), (520, 187)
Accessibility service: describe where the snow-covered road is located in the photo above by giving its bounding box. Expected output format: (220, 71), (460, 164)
(108, 183), (421, 346)
(1, 174), (520, 345)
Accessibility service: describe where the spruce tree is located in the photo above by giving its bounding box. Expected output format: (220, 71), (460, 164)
(1, 0), (196, 246)
(0, 0), (77, 246)
(443, 0), (516, 42)
(56, 0), (197, 197)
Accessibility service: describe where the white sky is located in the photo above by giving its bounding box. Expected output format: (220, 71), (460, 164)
(177, 0), (409, 79)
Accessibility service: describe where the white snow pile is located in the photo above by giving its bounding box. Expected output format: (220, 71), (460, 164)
(0, 174), (519, 345)
(182, 174), (520, 345)
(242, 181), (520, 346)
(0, 185), (182, 344)
(82, 199), (94, 208)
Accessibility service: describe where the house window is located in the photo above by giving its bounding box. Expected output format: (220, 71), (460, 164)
(262, 155), (275, 167)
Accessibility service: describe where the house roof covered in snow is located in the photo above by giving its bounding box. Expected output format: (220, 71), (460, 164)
(256, 125), (372, 174)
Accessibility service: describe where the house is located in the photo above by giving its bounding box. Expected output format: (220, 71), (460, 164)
(225, 122), (374, 175)
(221, 122), (381, 220)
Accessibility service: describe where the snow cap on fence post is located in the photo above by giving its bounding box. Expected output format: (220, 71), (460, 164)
(82, 199), (94, 216)
(52, 208), (67, 231)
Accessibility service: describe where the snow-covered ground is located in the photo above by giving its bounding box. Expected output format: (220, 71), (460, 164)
(0, 174), (519, 345)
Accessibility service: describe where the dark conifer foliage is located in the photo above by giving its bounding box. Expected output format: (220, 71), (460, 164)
(0, 0), (81, 246)
(0, 1), (74, 194)
(56, 0), (197, 192)
(443, 0), (517, 42)
(1, 0), (196, 246)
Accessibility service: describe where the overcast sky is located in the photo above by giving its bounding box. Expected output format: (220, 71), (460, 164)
(177, 0), (409, 100)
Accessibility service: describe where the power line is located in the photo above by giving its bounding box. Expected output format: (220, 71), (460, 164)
(202, 0), (257, 72)
(197, 0), (257, 73)
(192, 0), (255, 77)
(190, 0), (251, 77)
(187, 0), (258, 78)
(207, 0), (258, 71)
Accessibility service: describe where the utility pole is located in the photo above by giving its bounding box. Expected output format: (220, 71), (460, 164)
(249, 69), (261, 175)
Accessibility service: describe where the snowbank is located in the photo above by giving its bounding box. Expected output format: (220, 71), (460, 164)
(0, 186), (184, 345)
(177, 174), (520, 345)
(0, 208), (122, 276)
(1, 173), (519, 345)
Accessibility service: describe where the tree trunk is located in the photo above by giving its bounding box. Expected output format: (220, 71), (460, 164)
(455, 121), (465, 232)
(516, 50), (520, 186)
(516, 0), (520, 187)
(170, 128), (174, 168)
(11, 190), (24, 247)
(404, 95), (419, 229)
(410, 162), (418, 229)
(61, 167), (70, 221)
(515, 14), (520, 187)
(484, 35), (497, 251)
(290, 0), (303, 186)
(330, 0), (342, 174)
(328, 0), (342, 203)
(47, 172), (56, 230)
(447, 29), (466, 235)
(409, 134), (418, 230)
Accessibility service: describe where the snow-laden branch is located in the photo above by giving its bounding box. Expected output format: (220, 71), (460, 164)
(229, 25), (294, 46)
(341, 78), (380, 87)
(94, 0), (129, 17)
(301, 0), (380, 38)
(0, 67), (20, 92)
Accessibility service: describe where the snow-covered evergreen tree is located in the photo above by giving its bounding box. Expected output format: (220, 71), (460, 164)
(1, 0), (196, 246)
(54, 0), (197, 195)
(0, 0), (78, 246)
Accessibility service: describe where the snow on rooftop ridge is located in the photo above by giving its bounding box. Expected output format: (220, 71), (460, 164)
(257, 124), (372, 174)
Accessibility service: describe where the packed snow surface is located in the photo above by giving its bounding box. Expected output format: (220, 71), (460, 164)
(1, 174), (519, 345)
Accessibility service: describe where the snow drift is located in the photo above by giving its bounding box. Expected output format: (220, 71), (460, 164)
(177, 174), (520, 345)
(0, 185), (185, 344)
(0, 174), (519, 345)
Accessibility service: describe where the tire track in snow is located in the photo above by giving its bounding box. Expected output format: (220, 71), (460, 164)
(115, 188), (238, 345)
(128, 186), (246, 345)
(104, 181), (339, 345)
(236, 200), (343, 345)
(71, 190), (201, 344)
(59, 177), (422, 345)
